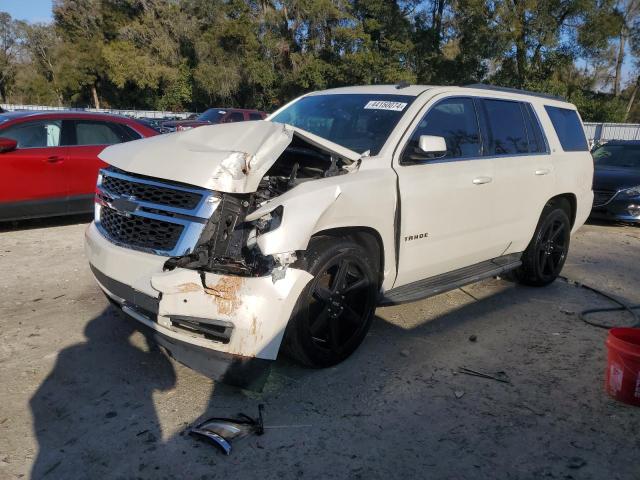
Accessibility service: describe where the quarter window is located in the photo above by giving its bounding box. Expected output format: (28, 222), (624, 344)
(544, 106), (588, 152)
(1, 120), (62, 148)
(403, 97), (481, 162)
(482, 99), (528, 155)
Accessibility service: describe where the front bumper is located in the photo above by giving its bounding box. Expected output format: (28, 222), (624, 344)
(85, 222), (313, 387)
(590, 197), (640, 224)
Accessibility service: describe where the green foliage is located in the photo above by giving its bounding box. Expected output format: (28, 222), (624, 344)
(0, 0), (639, 121)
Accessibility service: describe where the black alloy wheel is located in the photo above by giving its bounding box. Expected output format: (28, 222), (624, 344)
(516, 203), (571, 286)
(283, 237), (378, 367)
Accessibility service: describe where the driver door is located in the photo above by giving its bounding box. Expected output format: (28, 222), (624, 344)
(0, 119), (69, 219)
(393, 96), (504, 287)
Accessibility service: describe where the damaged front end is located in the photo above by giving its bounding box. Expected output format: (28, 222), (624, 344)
(88, 121), (361, 387)
(160, 134), (359, 279)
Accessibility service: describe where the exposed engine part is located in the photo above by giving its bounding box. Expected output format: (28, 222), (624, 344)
(254, 137), (349, 204)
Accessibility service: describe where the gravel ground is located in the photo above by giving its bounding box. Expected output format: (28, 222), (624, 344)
(0, 216), (639, 480)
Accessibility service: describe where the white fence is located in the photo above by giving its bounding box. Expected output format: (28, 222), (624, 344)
(583, 122), (640, 143)
(0, 103), (195, 119)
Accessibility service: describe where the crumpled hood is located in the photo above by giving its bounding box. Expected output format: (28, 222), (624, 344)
(99, 120), (360, 193)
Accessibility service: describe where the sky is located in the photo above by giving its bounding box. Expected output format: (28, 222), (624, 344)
(1, 0), (53, 23)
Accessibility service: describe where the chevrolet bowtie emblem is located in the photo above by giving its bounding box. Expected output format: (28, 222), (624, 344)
(112, 196), (139, 213)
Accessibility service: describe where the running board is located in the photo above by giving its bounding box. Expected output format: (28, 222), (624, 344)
(379, 253), (522, 306)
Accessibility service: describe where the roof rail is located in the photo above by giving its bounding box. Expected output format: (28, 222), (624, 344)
(464, 83), (566, 102)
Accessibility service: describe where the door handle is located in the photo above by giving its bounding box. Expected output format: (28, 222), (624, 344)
(472, 176), (492, 185)
(46, 156), (63, 164)
(535, 168), (551, 176)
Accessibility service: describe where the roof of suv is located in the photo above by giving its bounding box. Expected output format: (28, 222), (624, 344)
(307, 85), (434, 97)
(305, 84), (569, 104)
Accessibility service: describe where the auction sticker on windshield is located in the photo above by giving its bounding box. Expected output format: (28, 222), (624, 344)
(364, 100), (408, 111)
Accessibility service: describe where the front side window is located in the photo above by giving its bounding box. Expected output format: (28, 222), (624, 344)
(71, 121), (129, 146)
(592, 144), (640, 170)
(271, 94), (415, 155)
(403, 97), (481, 162)
(482, 99), (528, 155)
(249, 112), (263, 120)
(1, 120), (62, 148)
(544, 106), (588, 152)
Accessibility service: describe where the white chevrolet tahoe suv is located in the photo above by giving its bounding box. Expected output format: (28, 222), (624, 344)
(85, 84), (593, 388)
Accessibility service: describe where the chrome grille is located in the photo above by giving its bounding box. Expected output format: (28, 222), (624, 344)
(99, 206), (184, 251)
(593, 190), (617, 207)
(95, 168), (219, 256)
(102, 174), (202, 210)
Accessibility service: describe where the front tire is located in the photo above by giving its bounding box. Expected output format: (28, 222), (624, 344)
(515, 202), (571, 286)
(282, 237), (379, 367)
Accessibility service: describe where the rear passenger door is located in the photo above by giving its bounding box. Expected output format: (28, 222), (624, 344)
(479, 98), (553, 253)
(63, 119), (141, 209)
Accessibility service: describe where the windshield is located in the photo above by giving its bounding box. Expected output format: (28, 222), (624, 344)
(593, 144), (640, 170)
(198, 109), (226, 123)
(271, 94), (415, 155)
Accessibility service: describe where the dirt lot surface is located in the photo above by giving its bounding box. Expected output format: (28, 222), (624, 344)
(1, 216), (639, 479)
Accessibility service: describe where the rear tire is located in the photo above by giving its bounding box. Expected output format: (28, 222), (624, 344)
(282, 237), (379, 367)
(515, 201), (571, 287)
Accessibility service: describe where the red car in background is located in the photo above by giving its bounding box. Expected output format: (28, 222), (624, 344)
(0, 111), (157, 221)
(160, 107), (267, 132)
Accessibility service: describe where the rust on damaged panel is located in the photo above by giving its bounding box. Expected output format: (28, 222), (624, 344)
(203, 276), (244, 315)
(177, 282), (202, 293)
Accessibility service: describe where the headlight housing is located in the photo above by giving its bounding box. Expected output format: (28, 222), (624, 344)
(618, 185), (640, 198)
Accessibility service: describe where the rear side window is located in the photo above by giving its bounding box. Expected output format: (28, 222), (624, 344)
(482, 99), (528, 155)
(544, 106), (588, 152)
(227, 112), (245, 122)
(118, 124), (142, 141)
(403, 97), (481, 162)
(249, 113), (263, 120)
(70, 120), (131, 146)
(2, 120), (62, 148)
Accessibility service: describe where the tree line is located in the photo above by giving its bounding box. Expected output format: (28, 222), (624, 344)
(0, 0), (639, 121)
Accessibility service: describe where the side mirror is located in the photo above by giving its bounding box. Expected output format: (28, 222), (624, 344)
(0, 137), (17, 153)
(418, 135), (447, 158)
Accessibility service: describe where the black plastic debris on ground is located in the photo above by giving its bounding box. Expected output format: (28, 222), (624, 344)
(189, 404), (265, 455)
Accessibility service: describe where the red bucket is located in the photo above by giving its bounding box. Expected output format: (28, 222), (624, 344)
(605, 328), (640, 407)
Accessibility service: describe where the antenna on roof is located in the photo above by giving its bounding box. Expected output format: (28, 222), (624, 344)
(396, 81), (411, 90)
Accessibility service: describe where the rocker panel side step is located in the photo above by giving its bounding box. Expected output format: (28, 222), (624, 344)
(379, 253), (522, 306)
